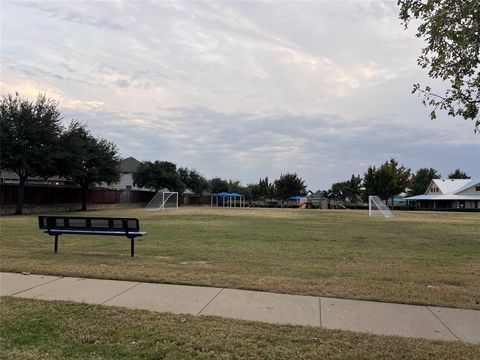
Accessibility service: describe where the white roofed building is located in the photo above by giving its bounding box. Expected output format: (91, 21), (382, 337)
(405, 178), (480, 210)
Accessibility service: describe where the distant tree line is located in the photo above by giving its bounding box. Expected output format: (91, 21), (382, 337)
(327, 159), (470, 205)
(133, 159), (307, 202)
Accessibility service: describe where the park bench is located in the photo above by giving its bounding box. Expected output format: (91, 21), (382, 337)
(38, 216), (147, 257)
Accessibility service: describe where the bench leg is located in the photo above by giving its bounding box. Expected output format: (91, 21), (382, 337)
(130, 237), (134, 257)
(54, 235), (58, 253)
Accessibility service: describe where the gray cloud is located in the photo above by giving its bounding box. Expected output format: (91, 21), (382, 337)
(16, 1), (126, 31)
(115, 79), (130, 88)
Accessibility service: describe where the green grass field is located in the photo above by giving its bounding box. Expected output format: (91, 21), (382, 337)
(1, 207), (479, 309)
(1, 297), (479, 359)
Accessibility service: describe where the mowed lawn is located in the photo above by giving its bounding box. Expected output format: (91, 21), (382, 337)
(1, 207), (479, 309)
(2, 297), (479, 360)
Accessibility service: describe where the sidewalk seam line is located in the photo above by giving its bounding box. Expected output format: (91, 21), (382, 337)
(426, 306), (460, 341)
(9, 276), (63, 296)
(196, 288), (224, 316)
(319, 297), (322, 327)
(99, 282), (141, 305)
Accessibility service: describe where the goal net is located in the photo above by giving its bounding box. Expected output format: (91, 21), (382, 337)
(368, 196), (394, 219)
(145, 191), (179, 211)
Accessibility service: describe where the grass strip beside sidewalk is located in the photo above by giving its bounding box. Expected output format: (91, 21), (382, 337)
(1, 297), (479, 359)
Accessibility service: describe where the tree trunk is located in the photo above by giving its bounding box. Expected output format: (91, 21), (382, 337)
(80, 183), (88, 211)
(15, 176), (27, 215)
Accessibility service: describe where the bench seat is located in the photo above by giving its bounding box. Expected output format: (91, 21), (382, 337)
(38, 215), (147, 257)
(44, 229), (147, 236)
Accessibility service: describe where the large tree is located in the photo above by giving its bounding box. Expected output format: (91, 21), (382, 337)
(226, 179), (242, 193)
(244, 183), (261, 200)
(134, 161), (184, 194)
(409, 168), (441, 196)
(274, 173), (307, 200)
(448, 168), (470, 179)
(208, 177), (228, 194)
(178, 167), (208, 194)
(398, 0), (480, 132)
(258, 177), (275, 199)
(58, 122), (120, 211)
(245, 177), (275, 201)
(363, 159), (411, 204)
(0, 93), (63, 214)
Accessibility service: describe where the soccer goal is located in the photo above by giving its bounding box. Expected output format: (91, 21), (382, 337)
(368, 196), (394, 219)
(145, 191), (179, 211)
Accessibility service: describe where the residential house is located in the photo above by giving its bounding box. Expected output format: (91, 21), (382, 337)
(405, 178), (480, 210)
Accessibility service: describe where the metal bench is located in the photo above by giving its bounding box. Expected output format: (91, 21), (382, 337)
(38, 216), (147, 257)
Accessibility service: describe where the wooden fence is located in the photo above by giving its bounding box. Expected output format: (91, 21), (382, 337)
(1, 184), (154, 206)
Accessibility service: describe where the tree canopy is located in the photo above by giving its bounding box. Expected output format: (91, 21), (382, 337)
(0, 93), (63, 214)
(363, 159), (411, 203)
(134, 161), (184, 193)
(226, 179), (242, 193)
(409, 167), (441, 196)
(398, 0), (480, 131)
(178, 167), (208, 194)
(57, 122), (120, 211)
(274, 173), (307, 200)
(208, 177), (229, 194)
(258, 177), (275, 199)
(448, 168), (470, 179)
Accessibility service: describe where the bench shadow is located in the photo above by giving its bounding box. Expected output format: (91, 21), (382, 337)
(47, 251), (142, 259)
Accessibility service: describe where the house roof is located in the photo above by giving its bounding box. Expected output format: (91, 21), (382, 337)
(430, 179), (471, 195)
(308, 190), (325, 198)
(120, 157), (140, 173)
(405, 194), (480, 201)
(453, 178), (480, 194)
(405, 178), (479, 201)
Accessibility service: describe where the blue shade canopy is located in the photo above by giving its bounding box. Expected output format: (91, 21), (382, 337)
(288, 195), (303, 200)
(215, 192), (230, 197)
(214, 192), (244, 197)
(229, 192), (243, 197)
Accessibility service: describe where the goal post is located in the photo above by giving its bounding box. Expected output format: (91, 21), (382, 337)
(368, 195), (394, 219)
(145, 191), (179, 211)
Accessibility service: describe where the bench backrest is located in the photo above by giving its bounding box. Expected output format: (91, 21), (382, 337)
(38, 216), (141, 232)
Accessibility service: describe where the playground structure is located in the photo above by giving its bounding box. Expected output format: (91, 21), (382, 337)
(302, 192), (346, 209)
(287, 195), (308, 208)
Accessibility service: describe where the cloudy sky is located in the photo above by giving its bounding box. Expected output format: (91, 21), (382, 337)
(1, 0), (479, 190)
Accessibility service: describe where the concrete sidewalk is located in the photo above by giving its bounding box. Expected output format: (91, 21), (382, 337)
(1, 272), (479, 344)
